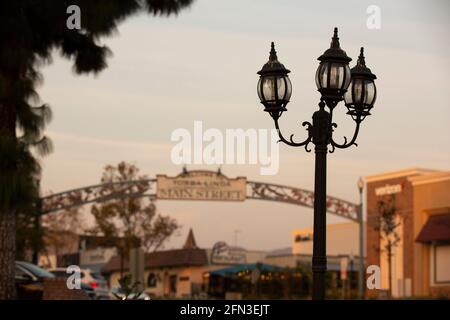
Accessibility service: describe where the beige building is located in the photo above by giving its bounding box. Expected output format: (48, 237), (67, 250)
(39, 234), (118, 272)
(292, 223), (360, 257)
(366, 168), (450, 298)
(265, 223), (362, 276)
(102, 229), (267, 298)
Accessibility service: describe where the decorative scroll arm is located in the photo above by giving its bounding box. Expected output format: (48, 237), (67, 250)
(273, 117), (313, 150)
(330, 120), (361, 149)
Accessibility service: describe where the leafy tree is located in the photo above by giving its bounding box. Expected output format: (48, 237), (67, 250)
(113, 274), (145, 300)
(41, 207), (86, 267)
(15, 197), (84, 265)
(0, 0), (194, 299)
(375, 195), (401, 298)
(89, 162), (180, 275)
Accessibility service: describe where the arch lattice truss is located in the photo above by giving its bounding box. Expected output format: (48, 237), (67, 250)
(42, 179), (359, 222)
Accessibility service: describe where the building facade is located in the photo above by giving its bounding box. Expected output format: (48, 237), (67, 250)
(102, 229), (267, 298)
(264, 223), (363, 298)
(291, 223), (360, 257)
(39, 234), (118, 273)
(366, 168), (450, 298)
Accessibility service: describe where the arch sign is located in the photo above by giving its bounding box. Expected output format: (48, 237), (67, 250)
(157, 171), (246, 201)
(41, 169), (359, 222)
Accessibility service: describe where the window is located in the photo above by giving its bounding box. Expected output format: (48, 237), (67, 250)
(50, 270), (68, 278)
(16, 261), (55, 279)
(50, 269), (84, 279)
(295, 234), (312, 242)
(434, 244), (450, 284)
(147, 273), (157, 288)
(15, 266), (32, 281)
(169, 275), (177, 294)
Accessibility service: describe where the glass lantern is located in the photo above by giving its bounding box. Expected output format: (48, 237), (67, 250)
(257, 42), (292, 119)
(315, 28), (352, 104)
(344, 47), (377, 121)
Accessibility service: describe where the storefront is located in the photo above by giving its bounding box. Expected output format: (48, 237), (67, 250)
(101, 229), (267, 298)
(207, 263), (284, 299)
(366, 168), (450, 298)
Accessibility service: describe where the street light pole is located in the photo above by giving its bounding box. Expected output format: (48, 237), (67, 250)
(349, 254), (354, 299)
(311, 104), (330, 300)
(256, 28), (377, 300)
(357, 177), (365, 299)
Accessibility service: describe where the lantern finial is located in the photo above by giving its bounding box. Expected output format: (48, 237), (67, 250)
(357, 47), (366, 67)
(331, 27), (340, 49)
(269, 42), (278, 62)
(257, 42), (290, 76)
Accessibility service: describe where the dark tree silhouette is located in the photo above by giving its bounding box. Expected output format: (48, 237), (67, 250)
(89, 162), (180, 277)
(375, 195), (401, 298)
(0, 0), (194, 299)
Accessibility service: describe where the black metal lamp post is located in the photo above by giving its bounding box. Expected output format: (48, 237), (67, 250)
(257, 28), (377, 300)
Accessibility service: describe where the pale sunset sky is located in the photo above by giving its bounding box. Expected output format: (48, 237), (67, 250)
(38, 0), (449, 251)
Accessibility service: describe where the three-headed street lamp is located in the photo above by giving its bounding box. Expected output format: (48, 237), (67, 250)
(257, 28), (377, 300)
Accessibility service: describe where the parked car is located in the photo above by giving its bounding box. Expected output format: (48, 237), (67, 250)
(110, 286), (151, 300)
(49, 267), (110, 299)
(15, 261), (95, 300)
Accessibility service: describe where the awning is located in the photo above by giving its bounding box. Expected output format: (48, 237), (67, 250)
(209, 263), (283, 277)
(416, 214), (450, 243)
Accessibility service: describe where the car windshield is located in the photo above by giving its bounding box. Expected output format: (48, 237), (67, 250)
(50, 270), (68, 278)
(90, 272), (105, 280)
(16, 261), (55, 278)
(50, 269), (85, 278)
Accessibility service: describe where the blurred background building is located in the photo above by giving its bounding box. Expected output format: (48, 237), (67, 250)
(366, 168), (450, 298)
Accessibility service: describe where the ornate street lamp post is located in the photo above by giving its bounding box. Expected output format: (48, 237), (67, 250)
(257, 28), (377, 300)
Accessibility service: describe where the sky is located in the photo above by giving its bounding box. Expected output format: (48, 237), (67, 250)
(38, 0), (450, 251)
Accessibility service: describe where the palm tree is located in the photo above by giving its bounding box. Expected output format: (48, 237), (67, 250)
(0, 65), (52, 299)
(0, 0), (194, 299)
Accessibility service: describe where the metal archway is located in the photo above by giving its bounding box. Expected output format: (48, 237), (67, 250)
(41, 171), (358, 222)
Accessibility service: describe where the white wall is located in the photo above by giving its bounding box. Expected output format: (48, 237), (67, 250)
(292, 223), (359, 257)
